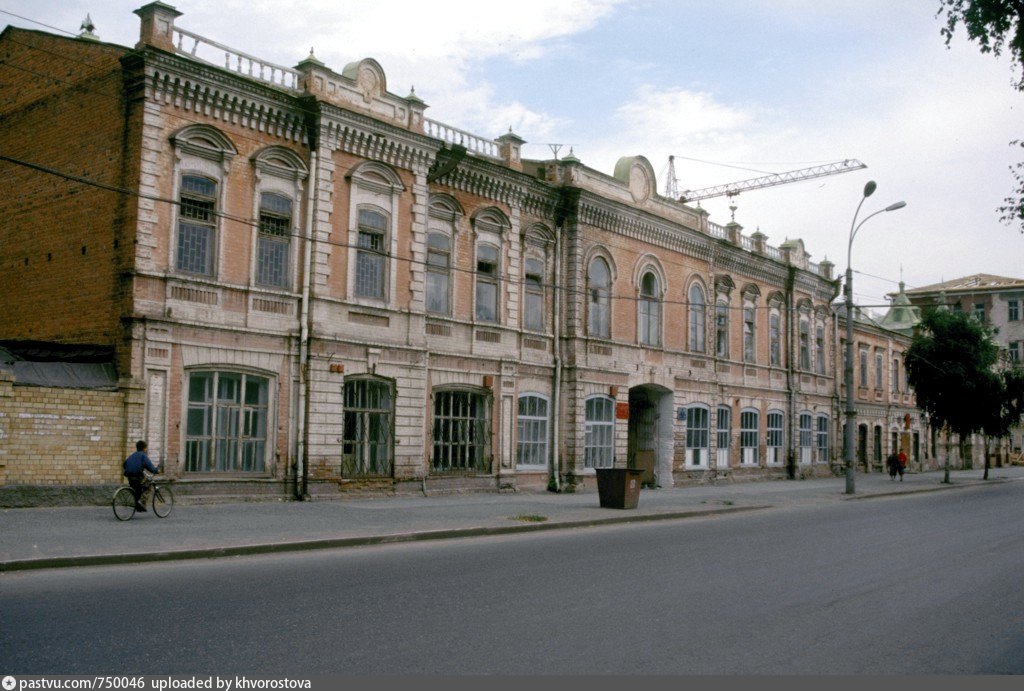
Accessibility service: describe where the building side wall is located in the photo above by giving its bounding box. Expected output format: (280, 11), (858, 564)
(0, 31), (129, 345)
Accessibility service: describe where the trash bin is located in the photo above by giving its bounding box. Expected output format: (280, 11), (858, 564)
(595, 467), (644, 509)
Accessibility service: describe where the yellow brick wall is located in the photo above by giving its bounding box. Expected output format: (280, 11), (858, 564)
(0, 375), (129, 486)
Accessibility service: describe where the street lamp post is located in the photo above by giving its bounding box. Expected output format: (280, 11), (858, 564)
(844, 181), (906, 494)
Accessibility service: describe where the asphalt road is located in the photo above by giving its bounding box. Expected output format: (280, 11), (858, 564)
(2, 482), (1023, 675)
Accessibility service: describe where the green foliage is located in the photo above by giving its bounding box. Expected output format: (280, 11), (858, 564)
(905, 308), (1001, 438)
(937, 0), (1024, 89)
(937, 2), (1024, 231)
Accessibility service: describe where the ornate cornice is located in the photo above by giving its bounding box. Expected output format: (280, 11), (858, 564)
(131, 49), (308, 144)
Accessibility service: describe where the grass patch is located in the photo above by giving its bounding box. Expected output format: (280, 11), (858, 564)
(510, 514), (548, 523)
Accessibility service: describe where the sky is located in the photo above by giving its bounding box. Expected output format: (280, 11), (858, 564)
(3, 0), (1022, 312)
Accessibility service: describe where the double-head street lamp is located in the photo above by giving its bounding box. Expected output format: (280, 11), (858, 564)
(843, 181), (906, 494)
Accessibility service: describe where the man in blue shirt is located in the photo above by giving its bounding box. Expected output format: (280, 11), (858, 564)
(123, 440), (159, 512)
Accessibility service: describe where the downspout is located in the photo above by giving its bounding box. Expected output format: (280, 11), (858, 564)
(550, 222), (562, 492)
(785, 266), (796, 479)
(296, 148), (318, 500)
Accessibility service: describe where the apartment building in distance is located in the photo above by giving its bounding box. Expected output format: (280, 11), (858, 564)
(902, 274), (1024, 462)
(0, 3), (927, 502)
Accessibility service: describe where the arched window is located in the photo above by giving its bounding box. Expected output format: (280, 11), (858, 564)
(740, 409), (759, 466)
(799, 314), (811, 370)
(686, 404), (709, 467)
(587, 257), (612, 337)
(584, 395), (615, 468)
(769, 308), (782, 367)
(475, 243), (500, 322)
(816, 414), (830, 463)
(523, 257), (546, 331)
(426, 232), (451, 314)
(815, 319), (827, 375)
(689, 283), (705, 353)
(517, 394), (549, 469)
(638, 271), (661, 346)
(716, 405), (731, 470)
(177, 175), (219, 276)
(426, 196), (459, 316)
(256, 192), (292, 288)
(743, 294), (757, 363)
(715, 299), (729, 357)
(355, 207), (388, 298)
(185, 370), (269, 473)
(766, 410), (785, 465)
(432, 389), (490, 472)
(343, 377), (393, 477)
(799, 412), (813, 464)
(251, 146), (306, 291)
(171, 125), (236, 279)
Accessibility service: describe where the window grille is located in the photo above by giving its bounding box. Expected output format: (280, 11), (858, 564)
(256, 193), (291, 288)
(816, 415), (830, 463)
(716, 406), (731, 469)
(716, 301), (729, 357)
(177, 175), (217, 276)
(432, 390), (490, 472)
(343, 379), (393, 477)
(799, 412), (813, 464)
(355, 208), (387, 298)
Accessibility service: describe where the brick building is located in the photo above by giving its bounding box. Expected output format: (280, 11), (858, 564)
(0, 3), (926, 502)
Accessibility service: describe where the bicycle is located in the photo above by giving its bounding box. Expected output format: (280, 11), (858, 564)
(112, 474), (174, 521)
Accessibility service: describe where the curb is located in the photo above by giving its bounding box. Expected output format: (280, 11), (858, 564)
(0, 503), (769, 573)
(841, 476), (1012, 501)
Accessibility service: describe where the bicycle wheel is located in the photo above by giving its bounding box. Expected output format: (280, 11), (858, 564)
(152, 485), (174, 518)
(112, 486), (137, 521)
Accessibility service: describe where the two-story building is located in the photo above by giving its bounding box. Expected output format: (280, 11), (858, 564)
(0, 3), (925, 502)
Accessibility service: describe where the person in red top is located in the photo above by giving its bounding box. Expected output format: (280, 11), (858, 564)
(897, 450), (908, 481)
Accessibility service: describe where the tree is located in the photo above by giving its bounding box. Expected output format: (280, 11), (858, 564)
(905, 308), (1001, 482)
(937, 1), (1024, 231)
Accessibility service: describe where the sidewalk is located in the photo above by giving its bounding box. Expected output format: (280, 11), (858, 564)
(3, 467), (1022, 572)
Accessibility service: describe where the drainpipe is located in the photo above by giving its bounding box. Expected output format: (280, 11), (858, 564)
(550, 225), (562, 492)
(296, 149), (318, 500)
(785, 266), (796, 479)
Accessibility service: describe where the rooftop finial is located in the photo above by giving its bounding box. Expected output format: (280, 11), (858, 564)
(78, 14), (99, 40)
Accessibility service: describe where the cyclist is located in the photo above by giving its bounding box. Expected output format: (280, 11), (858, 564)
(123, 440), (159, 512)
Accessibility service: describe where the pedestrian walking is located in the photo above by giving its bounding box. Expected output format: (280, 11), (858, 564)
(897, 450), (907, 481)
(887, 452), (899, 480)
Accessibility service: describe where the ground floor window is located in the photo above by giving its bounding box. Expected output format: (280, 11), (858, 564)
(740, 409), (759, 466)
(766, 410), (785, 465)
(432, 390), (490, 473)
(817, 415), (830, 463)
(584, 396), (615, 469)
(716, 405), (731, 470)
(343, 378), (393, 477)
(686, 405), (709, 467)
(799, 412), (813, 465)
(517, 394), (549, 469)
(185, 371), (269, 473)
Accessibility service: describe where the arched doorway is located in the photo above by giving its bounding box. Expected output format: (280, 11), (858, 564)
(627, 384), (674, 488)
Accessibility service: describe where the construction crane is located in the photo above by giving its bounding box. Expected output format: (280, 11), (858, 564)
(674, 158), (867, 204)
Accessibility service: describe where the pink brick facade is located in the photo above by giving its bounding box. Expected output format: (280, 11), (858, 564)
(0, 3), (927, 502)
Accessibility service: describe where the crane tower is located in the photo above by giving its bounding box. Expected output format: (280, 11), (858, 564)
(676, 159), (867, 204)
